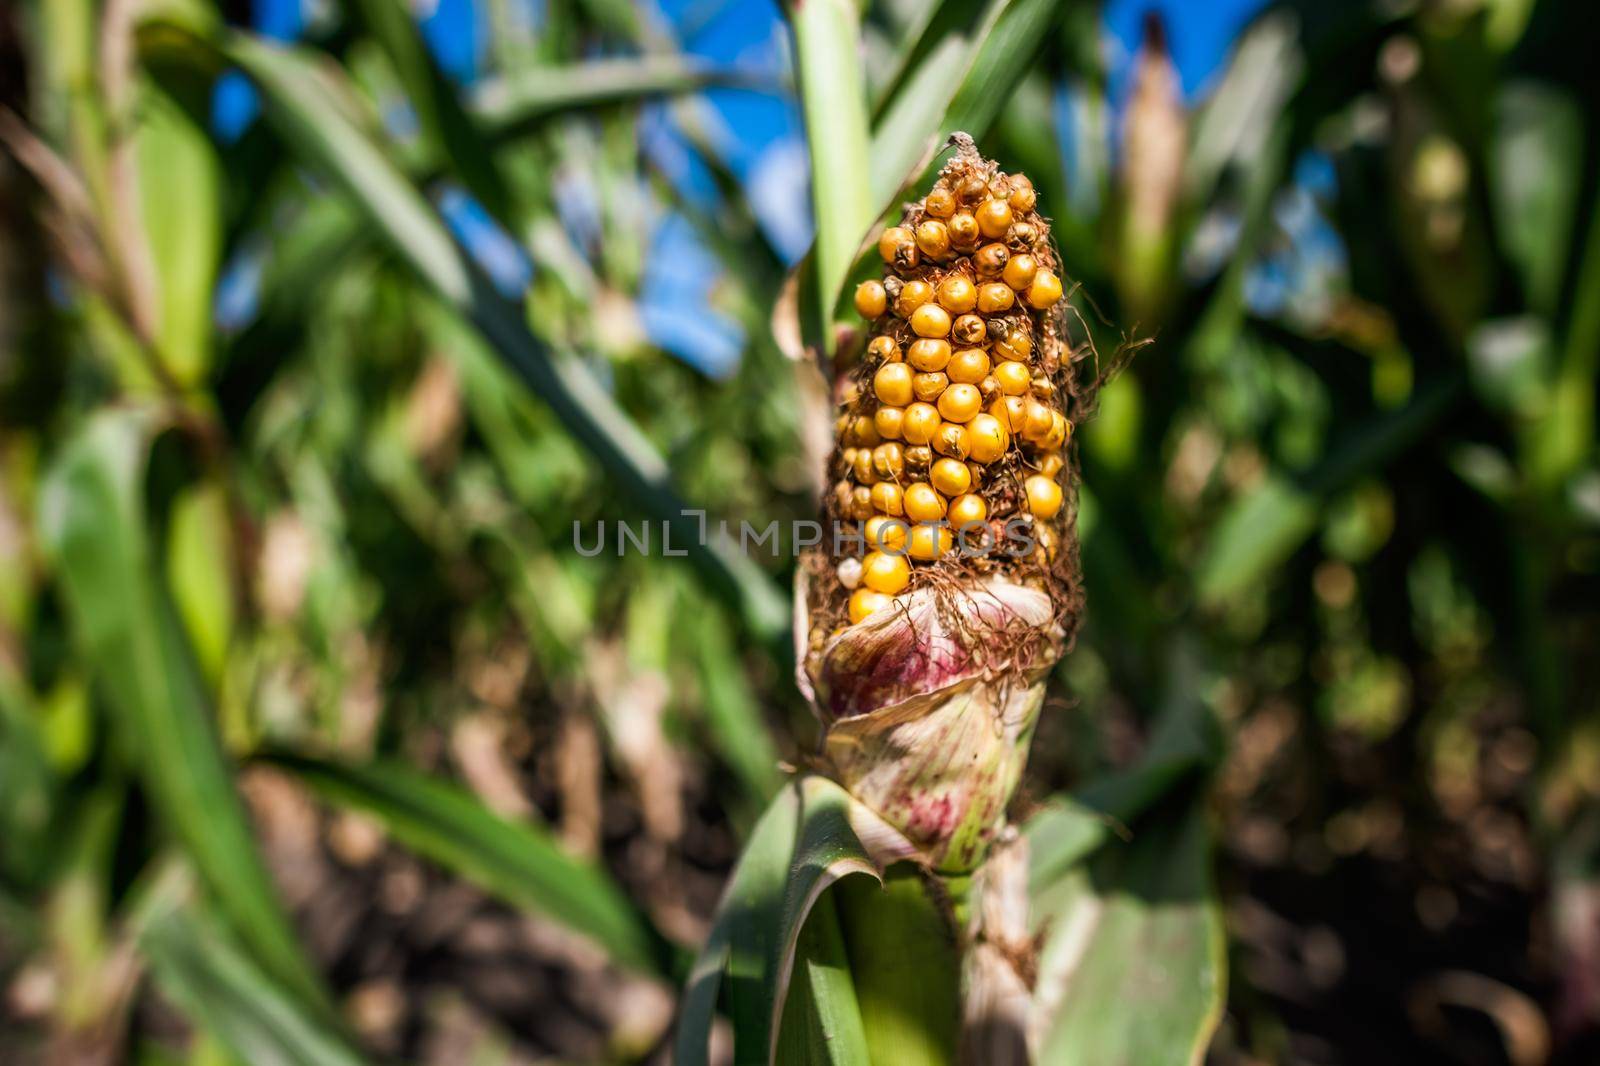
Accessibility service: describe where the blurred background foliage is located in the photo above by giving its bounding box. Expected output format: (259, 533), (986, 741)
(0, 0), (1597, 1062)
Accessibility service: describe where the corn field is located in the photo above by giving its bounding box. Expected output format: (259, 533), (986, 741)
(1, 0), (1598, 1063)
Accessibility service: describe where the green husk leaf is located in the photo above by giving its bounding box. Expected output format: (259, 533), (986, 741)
(676, 776), (912, 1066)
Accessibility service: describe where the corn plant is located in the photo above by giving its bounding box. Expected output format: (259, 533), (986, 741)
(3, 0), (1599, 1063)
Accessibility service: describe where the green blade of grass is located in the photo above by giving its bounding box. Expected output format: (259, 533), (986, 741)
(261, 751), (671, 977)
(473, 56), (770, 138)
(37, 409), (326, 1007)
(137, 892), (368, 1066)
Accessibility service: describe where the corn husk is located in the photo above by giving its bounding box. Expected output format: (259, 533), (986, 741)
(797, 572), (1064, 873)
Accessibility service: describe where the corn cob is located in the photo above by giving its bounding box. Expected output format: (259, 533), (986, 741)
(796, 138), (1089, 875)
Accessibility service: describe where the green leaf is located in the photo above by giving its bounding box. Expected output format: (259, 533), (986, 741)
(138, 894), (367, 1066)
(677, 780), (800, 1066)
(677, 776), (899, 1066)
(1489, 83), (1582, 318)
(261, 751), (669, 976)
(834, 868), (960, 1066)
(165, 479), (235, 688)
(682, 598), (784, 805)
(1527, 181), (1600, 492)
(788, 0), (874, 357)
(37, 410), (325, 1006)
(347, 0), (513, 226)
(203, 29), (788, 643)
(869, 0), (1068, 211)
(473, 57), (765, 138)
(775, 894), (871, 1066)
(1030, 796), (1226, 1066)
(134, 73), (222, 387)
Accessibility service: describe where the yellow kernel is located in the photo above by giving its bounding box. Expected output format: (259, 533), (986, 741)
(1002, 254), (1038, 291)
(902, 402), (941, 445)
(865, 515), (908, 552)
(948, 212), (979, 249)
(849, 587), (893, 624)
(879, 227), (916, 269)
(924, 187), (956, 218)
(951, 313), (986, 346)
(903, 482), (946, 522)
(1008, 220), (1038, 247)
(862, 551), (911, 594)
(912, 371), (949, 403)
(995, 360), (1031, 395)
(966, 413), (1009, 463)
(947, 349), (991, 384)
(855, 280), (887, 318)
(1026, 474), (1063, 518)
(1027, 269), (1063, 309)
(874, 405), (905, 440)
(974, 242), (1009, 276)
(872, 442), (905, 481)
(1021, 399), (1054, 441)
(932, 421), (970, 459)
(853, 449), (877, 484)
(930, 457), (972, 497)
(904, 444), (932, 470)
(873, 362), (913, 406)
(1040, 411), (1069, 450)
(1036, 451), (1064, 477)
(948, 493), (988, 530)
(1008, 174), (1036, 213)
(907, 523), (953, 561)
(915, 219), (951, 259)
(850, 414), (882, 447)
(957, 175), (988, 202)
(907, 338), (951, 372)
(935, 275), (977, 313)
(868, 335), (901, 363)
(910, 303), (952, 338)
(977, 283), (1015, 314)
(851, 485), (875, 519)
(977, 198), (1014, 239)
(990, 396), (1026, 433)
(937, 383), (983, 423)
(870, 481), (904, 517)
(895, 279), (933, 317)
(993, 331), (1031, 362)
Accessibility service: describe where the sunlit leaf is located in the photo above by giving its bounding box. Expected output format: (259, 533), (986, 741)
(677, 776), (909, 1065)
(787, 0), (874, 357)
(263, 751), (671, 976)
(1031, 796), (1226, 1066)
(38, 410), (325, 1006)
